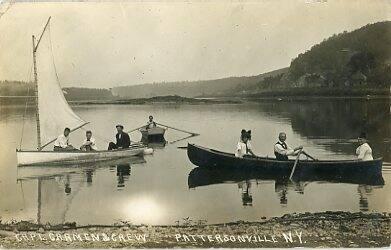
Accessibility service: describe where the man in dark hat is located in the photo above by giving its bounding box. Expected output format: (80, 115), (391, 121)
(108, 124), (131, 150)
(356, 132), (373, 161)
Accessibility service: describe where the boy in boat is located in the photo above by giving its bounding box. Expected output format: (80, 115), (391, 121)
(53, 127), (76, 151)
(80, 130), (98, 151)
(274, 132), (303, 161)
(235, 130), (256, 158)
(146, 115), (157, 129)
(356, 132), (373, 161)
(108, 124), (131, 150)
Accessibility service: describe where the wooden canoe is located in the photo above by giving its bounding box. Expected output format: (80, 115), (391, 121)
(187, 143), (383, 176)
(16, 144), (149, 166)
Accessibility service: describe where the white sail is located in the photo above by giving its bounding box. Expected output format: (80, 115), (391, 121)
(35, 24), (87, 148)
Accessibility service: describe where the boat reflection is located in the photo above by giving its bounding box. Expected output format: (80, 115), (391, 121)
(141, 140), (167, 149)
(188, 166), (384, 209)
(17, 156), (146, 224)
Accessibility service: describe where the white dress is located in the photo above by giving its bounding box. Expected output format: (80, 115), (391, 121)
(356, 143), (373, 161)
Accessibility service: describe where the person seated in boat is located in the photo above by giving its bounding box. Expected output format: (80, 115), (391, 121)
(146, 115), (157, 129)
(235, 130), (256, 158)
(274, 132), (303, 161)
(356, 132), (373, 161)
(53, 127), (76, 151)
(80, 130), (98, 151)
(108, 124), (131, 150)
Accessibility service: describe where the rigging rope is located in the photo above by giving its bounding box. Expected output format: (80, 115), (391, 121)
(18, 60), (34, 150)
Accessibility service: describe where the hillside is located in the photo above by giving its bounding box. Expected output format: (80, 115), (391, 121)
(243, 21), (391, 96)
(111, 68), (288, 98)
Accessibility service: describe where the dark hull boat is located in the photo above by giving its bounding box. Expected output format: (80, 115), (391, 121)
(140, 127), (166, 142)
(187, 143), (383, 179)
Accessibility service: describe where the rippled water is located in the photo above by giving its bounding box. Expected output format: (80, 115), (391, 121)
(0, 99), (389, 225)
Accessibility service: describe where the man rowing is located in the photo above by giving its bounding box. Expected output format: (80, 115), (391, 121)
(356, 132), (373, 161)
(108, 124), (131, 150)
(235, 129), (256, 158)
(80, 130), (98, 151)
(54, 127), (76, 151)
(274, 132), (303, 161)
(146, 115), (157, 129)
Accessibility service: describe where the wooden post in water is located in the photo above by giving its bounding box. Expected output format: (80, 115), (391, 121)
(32, 35), (42, 150)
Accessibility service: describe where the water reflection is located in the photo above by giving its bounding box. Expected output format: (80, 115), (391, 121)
(254, 99), (390, 161)
(116, 164), (131, 189)
(188, 166), (385, 211)
(17, 157), (146, 224)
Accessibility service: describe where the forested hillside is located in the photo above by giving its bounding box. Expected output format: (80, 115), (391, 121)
(244, 21), (390, 96)
(111, 68), (288, 98)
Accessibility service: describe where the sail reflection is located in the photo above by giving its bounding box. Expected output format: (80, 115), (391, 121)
(188, 166), (385, 210)
(17, 156), (146, 224)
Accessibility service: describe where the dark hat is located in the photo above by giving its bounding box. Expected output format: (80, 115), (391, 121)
(358, 132), (367, 139)
(116, 124), (124, 129)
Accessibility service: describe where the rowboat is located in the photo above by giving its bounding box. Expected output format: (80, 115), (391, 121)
(16, 17), (151, 166)
(140, 126), (166, 142)
(187, 143), (383, 176)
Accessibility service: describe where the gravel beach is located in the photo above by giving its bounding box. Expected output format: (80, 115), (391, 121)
(0, 211), (389, 248)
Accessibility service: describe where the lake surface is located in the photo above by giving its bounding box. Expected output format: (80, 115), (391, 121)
(0, 99), (390, 225)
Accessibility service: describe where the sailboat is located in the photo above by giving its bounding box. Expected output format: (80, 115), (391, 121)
(16, 17), (150, 166)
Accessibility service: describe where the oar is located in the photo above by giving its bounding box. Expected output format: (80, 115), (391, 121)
(127, 125), (146, 133)
(170, 134), (199, 144)
(156, 122), (199, 136)
(289, 149), (303, 181)
(301, 151), (318, 161)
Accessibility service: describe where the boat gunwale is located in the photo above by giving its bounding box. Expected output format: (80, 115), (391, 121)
(16, 145), (146, 154)
(188, 143), (383, 165)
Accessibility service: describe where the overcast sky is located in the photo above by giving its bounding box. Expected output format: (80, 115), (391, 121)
(0, 0), (389, 88)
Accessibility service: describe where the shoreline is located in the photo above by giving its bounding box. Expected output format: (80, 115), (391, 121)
(1, 94), (389, 106)
(0, 211), (389, 248)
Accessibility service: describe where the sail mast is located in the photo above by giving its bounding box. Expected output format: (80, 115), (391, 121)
(32, 35), (41, 150)
(32, 16), (51, 151)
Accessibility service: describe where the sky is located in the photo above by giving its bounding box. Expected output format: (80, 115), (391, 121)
(0, 0), (389, 88)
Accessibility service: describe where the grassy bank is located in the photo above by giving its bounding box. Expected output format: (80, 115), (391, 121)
(0, 211), (389, 248)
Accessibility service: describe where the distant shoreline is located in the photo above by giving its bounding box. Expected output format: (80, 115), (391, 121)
(0, 94), (389, 106)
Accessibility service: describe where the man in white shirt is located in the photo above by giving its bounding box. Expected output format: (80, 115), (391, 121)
(80, 130), (98, 151)
(356, 132), (373, 161)
(274, 132), (303, 161)
(53, 127), (76, 151)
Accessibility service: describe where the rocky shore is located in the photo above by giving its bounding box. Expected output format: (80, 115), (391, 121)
(0, 211), (389, 248)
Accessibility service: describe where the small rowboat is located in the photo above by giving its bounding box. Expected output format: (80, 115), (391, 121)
(140, 126), (166, 142)
(187, 144), (383, 176)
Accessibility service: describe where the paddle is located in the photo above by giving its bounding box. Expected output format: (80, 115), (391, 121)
(156, 122), (199, 136)
(301, 150), (318, 161)
(289, 148), (303, 181)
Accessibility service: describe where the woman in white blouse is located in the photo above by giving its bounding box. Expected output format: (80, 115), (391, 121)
(356, 132), (373, 161)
